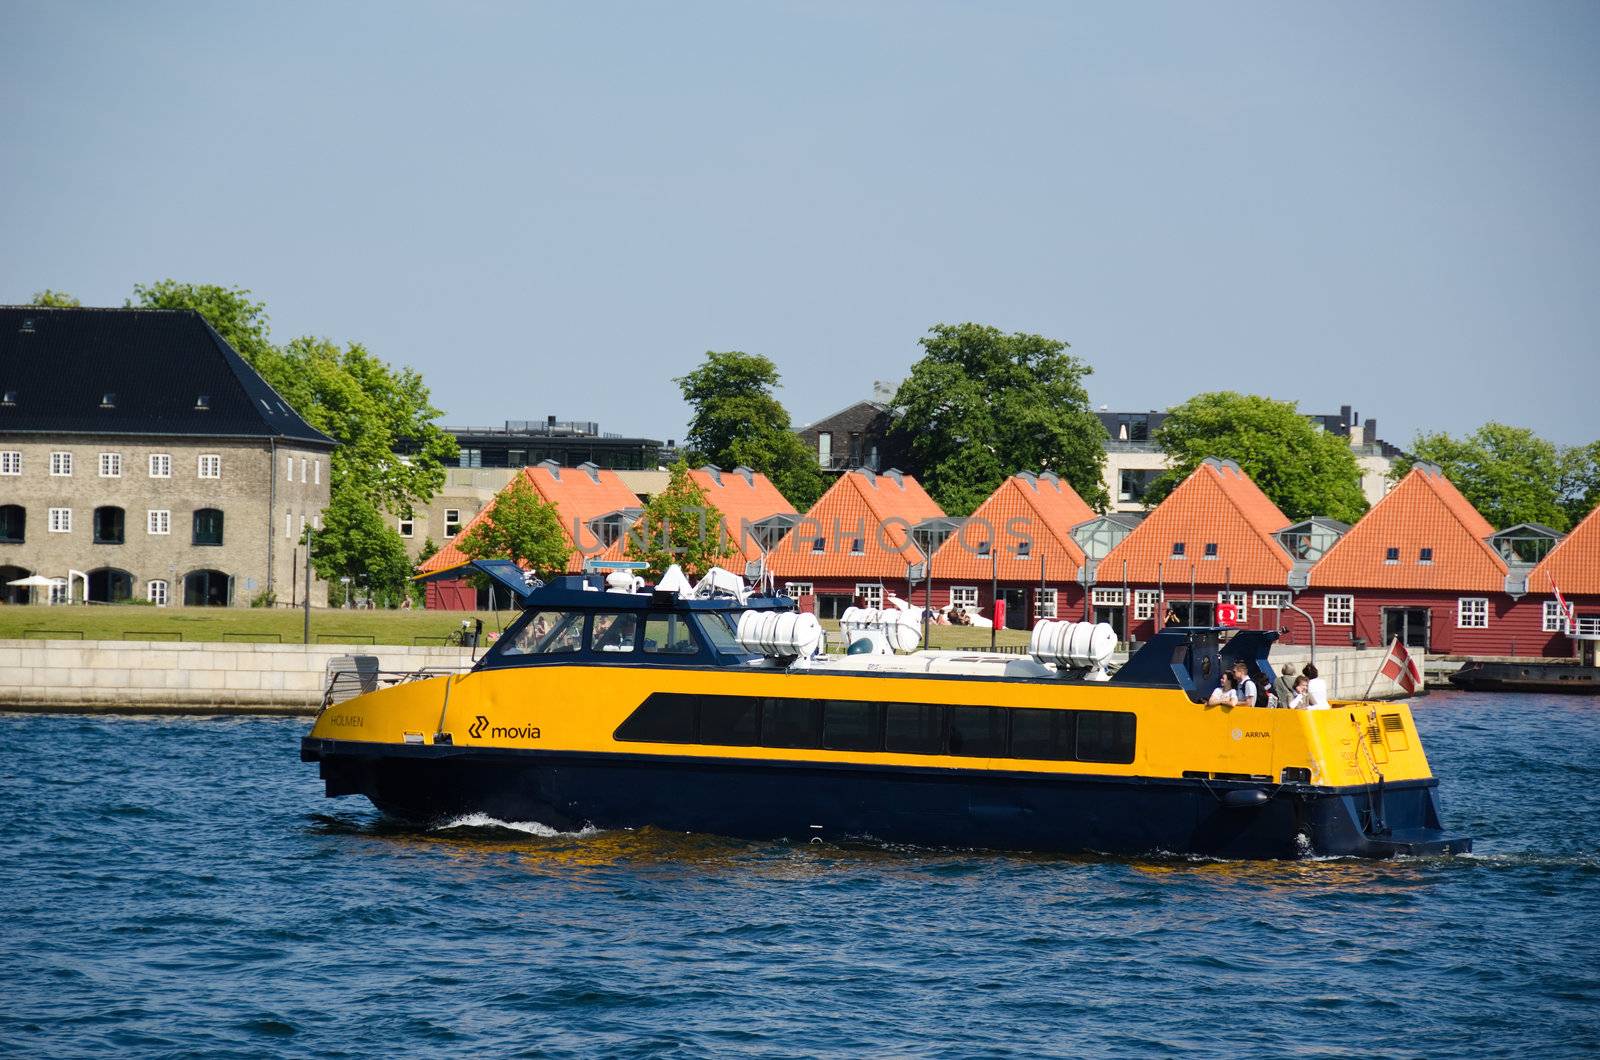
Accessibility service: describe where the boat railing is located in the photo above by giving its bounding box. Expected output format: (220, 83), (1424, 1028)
(321, 661), (467, 708)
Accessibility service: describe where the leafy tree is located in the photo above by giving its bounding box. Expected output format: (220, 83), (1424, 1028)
(625, 459), (738, 578)
(458, 476), (572, 577)
(1393, 423), (1573, 530)
(676, 350), (825, 510)
(888, 323), (1108, 515)
(1149, 392), (1368, 524)
(1560, 441), (1600, 526)
(30, 289), (81, 307)
(311, 491), (415, 607)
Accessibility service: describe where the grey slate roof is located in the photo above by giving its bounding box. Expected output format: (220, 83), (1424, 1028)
(0, 306), (334, 447)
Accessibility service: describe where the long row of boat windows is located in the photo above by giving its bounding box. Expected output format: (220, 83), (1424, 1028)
(616, 692), (1138, 765)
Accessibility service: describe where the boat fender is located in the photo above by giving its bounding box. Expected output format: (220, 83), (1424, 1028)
(1220, 789), (1271, 809)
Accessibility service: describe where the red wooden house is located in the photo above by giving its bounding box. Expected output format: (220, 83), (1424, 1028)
(1527, 502), (1600, 657)
(767, 469), (944, 618)
(926, 472), (1095, 629)
(1096, 458), (1296, 642)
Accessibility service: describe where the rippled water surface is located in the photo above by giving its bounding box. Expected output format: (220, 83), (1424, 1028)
(3, 692), (1598, 1057)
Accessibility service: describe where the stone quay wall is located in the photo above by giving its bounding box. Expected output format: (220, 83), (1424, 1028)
(0, 639), (1420, 716)
(0, 638), (474, 714)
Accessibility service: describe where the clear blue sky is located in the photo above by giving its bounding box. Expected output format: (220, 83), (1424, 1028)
(4, 1), (1597, 446)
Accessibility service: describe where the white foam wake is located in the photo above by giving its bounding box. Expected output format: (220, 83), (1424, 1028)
(434, 813), (598, 838)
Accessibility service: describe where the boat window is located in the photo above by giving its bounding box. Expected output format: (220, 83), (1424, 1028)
(590, 613), (639, 653)
(885, 703), (944, 754)
(1010, 708), (1077, 760)
(700, 695), (761, 745)
(697, 612), (747, 655)
(762, 698), (822, 748)
(1077, 710), (1137, 764)
(823, 700), (881, 752)
(613, 692), (698, 743)
(499, 610), (585, 656)
(948, 706), (1007, 757)
(642, 613), (700, 655)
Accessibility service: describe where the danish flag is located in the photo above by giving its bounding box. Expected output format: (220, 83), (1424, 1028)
(1554, 583), (1576, 633)
(1378, 637), (1423, 695)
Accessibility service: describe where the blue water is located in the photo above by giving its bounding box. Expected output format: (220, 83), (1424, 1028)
(2, 693), (1598, 1058)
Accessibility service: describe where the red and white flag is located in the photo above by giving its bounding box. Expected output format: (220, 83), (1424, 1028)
(1554, 583), (1576, 633)
(1378, 637), (1423, 694)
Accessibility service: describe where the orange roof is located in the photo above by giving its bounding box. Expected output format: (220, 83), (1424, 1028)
(419, 463), (642, 575)
(1309, 466), (1506, 591)
(929, 473), (1094, 581)
(1099, 459), (1293, 586)
(768, 469), (945, 579)
(596, 465), (796, 565)
(1529, 503), (1600, 595)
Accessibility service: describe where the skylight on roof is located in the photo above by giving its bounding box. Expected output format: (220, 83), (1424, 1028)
(1203, 543), (1218, 559)
(100, 392), (116, 408)
(1, 390), (15, 406)
(259, 399), (273, 414)
(195, 395), (210, 411)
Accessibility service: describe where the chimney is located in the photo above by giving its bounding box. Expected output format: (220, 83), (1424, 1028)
(1339, 404), (1352, 430)
(547, 415), (557, 428)
(1364, 418), (1377, 446)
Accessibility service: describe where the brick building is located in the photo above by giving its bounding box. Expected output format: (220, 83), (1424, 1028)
(0, 306), (334, 607)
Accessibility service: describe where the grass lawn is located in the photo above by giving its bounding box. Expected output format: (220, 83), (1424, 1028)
(0, 604), (509, 646)
(817, 618), (1032, 653)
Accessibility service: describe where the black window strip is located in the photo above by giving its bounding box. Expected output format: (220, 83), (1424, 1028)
(614, 693), (1135, 764)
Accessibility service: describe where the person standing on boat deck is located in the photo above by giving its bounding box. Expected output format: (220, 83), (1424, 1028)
(1164, 604), (1180, 628)
(1208, 671), (1238, 705)
(1231, 660), (1258, 706)
(1301, 664), (1331, 709)
(1287, 674), (1311, 709)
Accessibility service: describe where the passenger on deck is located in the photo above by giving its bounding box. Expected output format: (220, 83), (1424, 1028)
(1301, 664), (1331, 709)
(1208, 671), (1238, 706)
(1287, 674), (1311, 709)
(1231, 660), (1258, 706)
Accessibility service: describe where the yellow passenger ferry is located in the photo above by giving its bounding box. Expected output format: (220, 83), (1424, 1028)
(301, 563), (1471, 859)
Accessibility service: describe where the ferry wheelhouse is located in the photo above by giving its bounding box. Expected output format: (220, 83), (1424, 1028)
(301, 562), (1471, 859)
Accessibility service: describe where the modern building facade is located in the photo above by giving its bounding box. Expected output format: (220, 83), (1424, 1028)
(794, 381), (900, 476)
(418, 418), (665, 472)
(0, 306), (334, 607)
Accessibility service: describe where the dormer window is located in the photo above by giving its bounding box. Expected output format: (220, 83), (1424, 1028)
(811, 536), (826, 553)
(1385, 547), (1400, 564)
(1419, 547), (1433, 564)
(1014, 540), (1031, 558)
(850, 538), (864, 555)
(976, 540), (991, 557)
(1203, 543), (1218, 560)
(1172, 542), (1186, 558)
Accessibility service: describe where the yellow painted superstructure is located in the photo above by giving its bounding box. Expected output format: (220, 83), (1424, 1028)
(310, 664), (1433, 789)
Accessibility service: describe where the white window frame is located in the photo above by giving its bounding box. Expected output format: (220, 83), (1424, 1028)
(1457, 597), (1488, 629)
(148, 453), (171, 478)
(1544, 600), (1569, 633)
(784, 582), (813, 598)
(817, 431), (832, 468)
(1217, 591), (1248, 621)
(950, 586), (979, 609)
(300, 457), (308, 483)
(313, 459), (320, 485)
(1134, 589), (1161, 620)
(398, 517), (415, 538)
(1091, 588), (1126, 607)
(98, 452), (121, 478)
(285, 455), (295, 482)
(1037, 587), (1058, 619)
(48, 579), (69, 605)
(1324, 594), (1354, 626)
(444, 508), (462, 536)
(147, 580), (168, 607)
(0, 451), (19, 475)
(147, 509), (171, 536)
(855, 582), (884, 608)
(1252, 590), (1290, 609)
(50, 451), (72, 476)
(285, 512), (293, 539)
(48, 507), (72, 533)
(198, 454), (221, 479)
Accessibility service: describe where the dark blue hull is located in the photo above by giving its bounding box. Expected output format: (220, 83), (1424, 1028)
(301, 739), (1470, 860)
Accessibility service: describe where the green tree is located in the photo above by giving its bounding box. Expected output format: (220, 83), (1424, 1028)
(625, 459), (737, 578)
(30, 289), (81, 307)
(888, 323), (1108, 515)
(1393, 423), (1572, 530)
(311, 489), (415, 607)
(1560, 440), (1600, 526)
(676, 350), (825, 510)
(1149, 392), (1369, 524)
(458, 476), (572, 577)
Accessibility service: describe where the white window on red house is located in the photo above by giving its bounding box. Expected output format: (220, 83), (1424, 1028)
(1457, 597), (1489, 629)
(1091, 588), (1125, 607)
(855, 583), (884, 608)
(1252, 590), (1290, 609)
(784, 582), (813, 599)
(1217, 591), (1248, 621)
(1543, 600), (1569, 633)
(950, 586), (979, 610)
(1036, 587), (1058, 619)
(1324, 594), (1354, 626)
(1134, 589), (1161, 620)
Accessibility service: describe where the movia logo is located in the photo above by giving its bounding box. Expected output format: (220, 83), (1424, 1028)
(467, 715), (541, 740)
